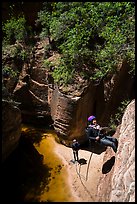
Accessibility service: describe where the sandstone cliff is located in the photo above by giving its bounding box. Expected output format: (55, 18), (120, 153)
(97, 99), (135, 202)
(3, 39), (134, 141)
(2, 39), (135, 200)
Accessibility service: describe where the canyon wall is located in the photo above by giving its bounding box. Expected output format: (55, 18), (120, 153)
(97, 99), (135, 202)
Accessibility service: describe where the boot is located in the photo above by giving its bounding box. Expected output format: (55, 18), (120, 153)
(114, 139), (118, 148)
(112, 143), (117, 153)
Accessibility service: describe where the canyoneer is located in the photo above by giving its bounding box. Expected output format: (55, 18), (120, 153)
(71, 139), (80, 163)
(85, 115), (118, 153)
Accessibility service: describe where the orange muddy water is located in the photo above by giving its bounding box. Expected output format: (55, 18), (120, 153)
(22, 125), (75, 202)
(2, 124), (75, 202)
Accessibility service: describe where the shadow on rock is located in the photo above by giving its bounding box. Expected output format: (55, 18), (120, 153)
(102, 156), (115, 174)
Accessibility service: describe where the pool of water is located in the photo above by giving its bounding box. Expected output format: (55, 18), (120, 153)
(2, 124), (75, 202)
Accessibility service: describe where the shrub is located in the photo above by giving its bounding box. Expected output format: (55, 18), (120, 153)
(109, 99), (131, 130)
(2, 65), (19, 78)
(2, 16), (27, 45)
(37, 2), (135, 84)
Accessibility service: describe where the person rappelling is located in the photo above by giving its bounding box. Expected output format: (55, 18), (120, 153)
(85, 115), (118, 153)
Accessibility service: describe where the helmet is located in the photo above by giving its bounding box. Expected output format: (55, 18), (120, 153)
(73, 139), (76, 142)
(88, 115), (96, 122)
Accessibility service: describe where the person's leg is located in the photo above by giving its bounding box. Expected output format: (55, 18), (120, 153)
(73, 151), (77, 161)
(76, 150), (79, 161)
(105, 136), (117, 142)
(105, 136), (118, 148)
(89, 138), (96, 149)
(89, 139), (93, 148)
(99, 137), (117, 153)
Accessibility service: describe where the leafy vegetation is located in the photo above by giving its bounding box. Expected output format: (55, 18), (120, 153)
(109, 99), (131, 130)
(2, 2), (135, 86)
(52, 58), (74, 85)
(2, 15), (32, 84)
(2, 43), (28, 61)
(2, 16), (27, 45)
(2, 65), (19, 78)
(2, 43), (29, 82)
(37, 2), (135, 85)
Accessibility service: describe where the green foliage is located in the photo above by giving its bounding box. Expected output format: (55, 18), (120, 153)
(109, 99), (131, 130)
(93, 2), (135, 78)
(19, 49), (28, 61)
(2, 16), (27, 45)
(37, 2), (135, 84)
(52, 58), (74, 85)
(2, 65), (19, 78)
(42, 60), (53, 70)
(2, 44), (28, 61)
(36, 2), (55, 41)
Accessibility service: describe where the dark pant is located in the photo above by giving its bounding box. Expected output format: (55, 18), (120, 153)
(99, 136), (118, 152)
(73, 150), (79, 161)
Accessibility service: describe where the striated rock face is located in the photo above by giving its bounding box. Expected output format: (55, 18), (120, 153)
(4, 38), (134, 139)
(49, 60), (134, 140)
(13, 40), (52, 125)
(97, 99), (135, 202)
(2, 100), (22, 162)
(110, 99), (135, 202)
(50, 84), (100, 141)
(99, 60), (135, 126)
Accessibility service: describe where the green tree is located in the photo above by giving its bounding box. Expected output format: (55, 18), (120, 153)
(36, 2), (56, 44)
(37, 2), (135, 84)
(2, 16), (27, 45)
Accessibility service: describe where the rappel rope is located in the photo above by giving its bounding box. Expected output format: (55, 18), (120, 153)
(75, 150), (93, 181)
(85, 151), (93, 181)
(74, 126), (103, 179)
(74, 151), (94, 200)
(75, 161), (86, 180)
